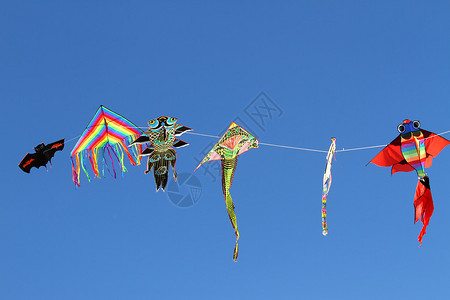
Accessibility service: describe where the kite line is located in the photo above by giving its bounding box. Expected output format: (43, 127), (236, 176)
(62, 127), (450, 155)
(186, 130), (450, 153)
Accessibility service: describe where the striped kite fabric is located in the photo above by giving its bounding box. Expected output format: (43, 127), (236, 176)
(71, 105), (143, 187)
(400, 131), (426, 178)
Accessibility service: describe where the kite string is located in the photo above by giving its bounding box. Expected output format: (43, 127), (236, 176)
(186, 131), (329, 152)
(63, 127), (450, 155)
(185, 132), (221, 139)
(66, 135), (82, 144)
(258, 129), (450, 153)
(258, 142), (328, 153)
(431, 129), (450, 138)
(188, 129), (450, 153)
(335, 144), (387, 153)
(333, 130), (450, 153)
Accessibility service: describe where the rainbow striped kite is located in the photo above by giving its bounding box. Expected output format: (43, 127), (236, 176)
(71, 105), (143, 187)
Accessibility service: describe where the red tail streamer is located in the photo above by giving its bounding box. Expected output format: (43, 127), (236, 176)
(414, 176), (434, 246)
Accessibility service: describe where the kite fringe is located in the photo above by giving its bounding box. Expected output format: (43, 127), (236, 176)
(71, 134), (142, 187)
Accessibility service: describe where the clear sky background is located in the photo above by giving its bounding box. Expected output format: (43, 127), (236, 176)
(1, 1), (450, 299)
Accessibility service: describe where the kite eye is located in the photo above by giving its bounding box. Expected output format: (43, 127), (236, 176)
(412, 120), (421, 129)
(148, 119), (159, 129)
(397, 124), (406, 133)
(167, 117), (177, 125)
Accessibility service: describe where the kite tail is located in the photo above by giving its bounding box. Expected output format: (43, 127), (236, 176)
(71, 157), (80, 188)
(322, 183), (328, 236)
(222, 158), (239, 261)
(121, 134), (143, 166)
(322, 138), (335, 236)
(414, 176), (434, 246)
(226, 187), (239, 261)
(115, 144), (127, 175)
(322, 174), (332, 235)
(106, 145), (117, 179)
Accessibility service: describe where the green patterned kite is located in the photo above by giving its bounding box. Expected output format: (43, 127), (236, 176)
(195, 122), (259, 261)
(130, 116), (192, 191)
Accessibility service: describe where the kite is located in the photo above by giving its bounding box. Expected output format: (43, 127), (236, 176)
(322, 138), (336, 236)
(19, 139), (65, 173)
(130, 116), (192, 191)
(370, 119), (450, 245)
(195, 122), (259, 261)
(71, 105), (143, 187)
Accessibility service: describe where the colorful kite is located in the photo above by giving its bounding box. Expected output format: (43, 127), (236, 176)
(322, 138), (336, 236)
(370, 119), (450, 245)
(19, 139), (65, 173)
(129, 116), (192, 191)
(71, 105), (143, 187)
(195, 122), (259, 261)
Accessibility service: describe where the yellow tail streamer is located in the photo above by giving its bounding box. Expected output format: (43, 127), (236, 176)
(226, 189), (239, 261)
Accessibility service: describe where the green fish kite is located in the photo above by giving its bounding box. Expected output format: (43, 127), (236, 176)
(195, 122), (258, 261)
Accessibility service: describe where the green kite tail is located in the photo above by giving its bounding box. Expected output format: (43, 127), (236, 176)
(194, 122), (258, 261)
(222, 157), (239, 261)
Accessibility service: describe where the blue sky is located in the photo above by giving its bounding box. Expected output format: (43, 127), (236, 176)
(2, 1), (450, 299)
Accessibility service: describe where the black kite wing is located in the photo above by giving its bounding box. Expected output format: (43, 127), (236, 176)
(19, 153), (47, 173)
(43, 139), (65, 163)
